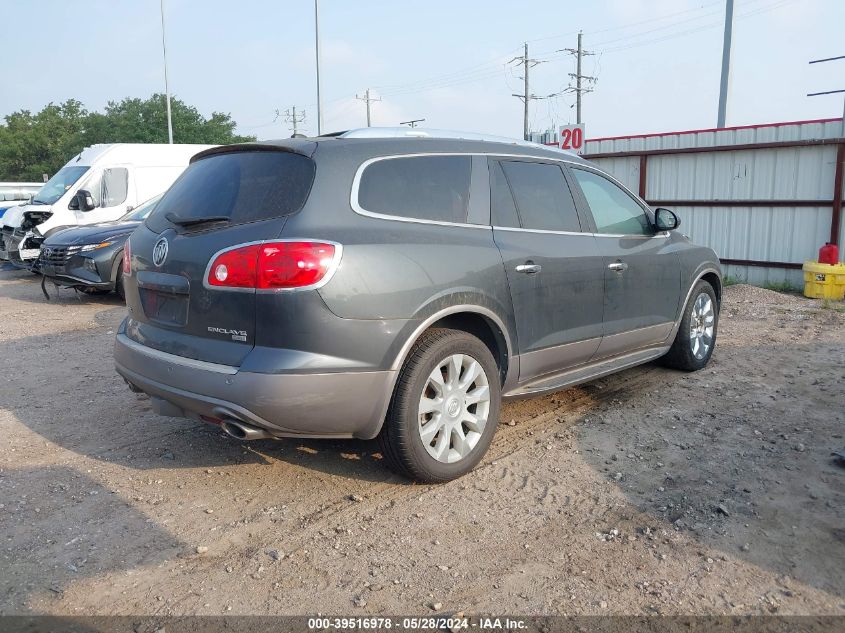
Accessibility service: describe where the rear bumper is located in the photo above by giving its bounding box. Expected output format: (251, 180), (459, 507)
(114, 332), (395, 440)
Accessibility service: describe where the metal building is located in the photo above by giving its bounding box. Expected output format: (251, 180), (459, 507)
(582, 118), (845, 286)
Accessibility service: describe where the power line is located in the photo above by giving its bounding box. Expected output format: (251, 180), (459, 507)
(526, 0), (724, 46)
(810, 55), (845, 65)
(307, 0), (796, 114)
(598, 0), (798, 55)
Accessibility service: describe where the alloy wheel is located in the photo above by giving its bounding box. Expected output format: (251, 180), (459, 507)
(417, 353), (491, 463)
(689, 292), (715, 360)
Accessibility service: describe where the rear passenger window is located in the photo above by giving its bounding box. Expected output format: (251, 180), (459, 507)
(147, 151), (315, 232)
(357, 156), (471, 223)
(489, 161), (519, 228)
(500, 161), (582, 232)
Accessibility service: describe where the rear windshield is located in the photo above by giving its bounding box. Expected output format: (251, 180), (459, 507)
(145, 150), (315, 232)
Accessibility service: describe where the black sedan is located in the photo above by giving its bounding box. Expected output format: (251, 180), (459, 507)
(39, 195), (161, 299)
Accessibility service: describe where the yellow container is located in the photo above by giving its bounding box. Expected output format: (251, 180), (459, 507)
(803, 260), (845, 300)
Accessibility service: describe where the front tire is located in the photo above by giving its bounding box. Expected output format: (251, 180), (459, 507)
(378, 328), (501, 483)
(115, 269), (126, 301)
(661, 280), (719, 371)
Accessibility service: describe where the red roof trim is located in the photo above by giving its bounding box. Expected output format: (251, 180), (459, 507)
(585, 118), (844, 143)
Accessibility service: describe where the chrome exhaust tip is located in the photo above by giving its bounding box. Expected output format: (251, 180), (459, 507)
(220, 419), (275, 441)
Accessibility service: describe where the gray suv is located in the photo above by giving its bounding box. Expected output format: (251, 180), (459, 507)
(114, 129), (721, 482)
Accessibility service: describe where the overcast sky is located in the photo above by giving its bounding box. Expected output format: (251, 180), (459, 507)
(2, 0), (843, 141)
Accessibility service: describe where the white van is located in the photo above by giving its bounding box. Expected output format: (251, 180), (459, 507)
(0, 143), (215, 263)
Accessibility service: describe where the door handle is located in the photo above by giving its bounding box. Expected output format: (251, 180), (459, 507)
(608, 261), (628, 273)
(515, 263), (542, 274)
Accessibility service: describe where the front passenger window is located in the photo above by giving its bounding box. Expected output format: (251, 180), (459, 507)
(572, 168), (652, 235)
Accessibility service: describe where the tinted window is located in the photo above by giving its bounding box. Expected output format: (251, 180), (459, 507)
(489, 160), (519, 228)
(102, 167), (129, 207)
(358, 156), (471, 223)
(119, 193), (162, 222)
(572, 168), (652, 235)
(500, 161), (582, 232)
(146, 151), (315, 232)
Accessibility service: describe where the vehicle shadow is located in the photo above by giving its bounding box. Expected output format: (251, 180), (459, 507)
(1, 320), (398, 481)
(0, 465), (186, 613)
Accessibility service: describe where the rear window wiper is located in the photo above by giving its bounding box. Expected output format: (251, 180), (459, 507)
(165, 212), (230, 227)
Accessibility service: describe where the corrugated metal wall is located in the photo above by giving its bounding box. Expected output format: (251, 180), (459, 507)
(584, 119), (845, 286)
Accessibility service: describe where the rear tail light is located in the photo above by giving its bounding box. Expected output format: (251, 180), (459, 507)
(207, 241), (340, 290)
(122, 239), (131, 274)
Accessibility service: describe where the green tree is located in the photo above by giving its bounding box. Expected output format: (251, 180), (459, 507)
(83, 94), (255, 146)
(0, 95), (255, 181)
(0, 99), (89, 181)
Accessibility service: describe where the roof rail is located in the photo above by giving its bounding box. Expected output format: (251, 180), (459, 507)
(335, 127), (576, 155)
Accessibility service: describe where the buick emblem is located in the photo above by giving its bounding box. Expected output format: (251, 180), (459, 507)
(152, 237), (169, 267)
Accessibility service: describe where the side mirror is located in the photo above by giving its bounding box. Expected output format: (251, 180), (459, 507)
(75, 189), (96, 212)
(654, 207), (680, 231)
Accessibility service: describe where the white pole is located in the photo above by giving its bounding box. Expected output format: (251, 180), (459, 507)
(716, 0), (734, 128)
(160, 0), (174, 143)
(315, 0), (324, 135)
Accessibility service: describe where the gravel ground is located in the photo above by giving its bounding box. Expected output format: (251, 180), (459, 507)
(0, 266), (843, 616)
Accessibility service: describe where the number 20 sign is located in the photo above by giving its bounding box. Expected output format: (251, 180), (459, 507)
(559, 124), (585, 154)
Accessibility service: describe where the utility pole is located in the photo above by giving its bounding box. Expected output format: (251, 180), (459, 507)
(400, 119), (425, 128)
(356, 89), (382, 127)
(159, 0), (173, 143)
(314, 0), (324, 135)
(717, 0), (735, 128)
(510, 43), (546, 140)
(277, 107), (306, 136)
(523, 43), (529, 140)
(560, 31), (595, 125)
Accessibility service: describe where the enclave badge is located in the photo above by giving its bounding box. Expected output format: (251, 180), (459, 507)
(152, 237), (169, 267)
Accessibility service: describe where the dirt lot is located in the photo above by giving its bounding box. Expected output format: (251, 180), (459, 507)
(0, 265), (843, 617)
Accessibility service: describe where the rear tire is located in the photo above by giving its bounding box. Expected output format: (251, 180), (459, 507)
(378, 328), (501, 483)
(661, 280), (718, 371)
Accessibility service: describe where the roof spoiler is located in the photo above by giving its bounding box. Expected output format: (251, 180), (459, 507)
(190, 140), (318, 163)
